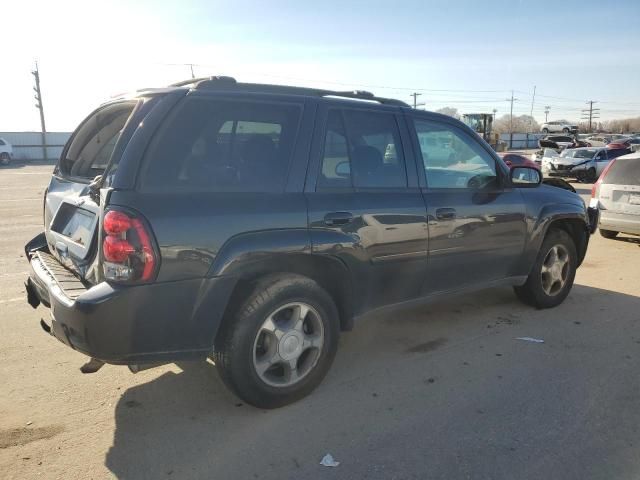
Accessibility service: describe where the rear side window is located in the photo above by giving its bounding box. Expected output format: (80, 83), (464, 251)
(318, 109), (407, 189)
(603, 158), (640, 185)
(141, 98), (301, 192)
(60, 102), (136, 180)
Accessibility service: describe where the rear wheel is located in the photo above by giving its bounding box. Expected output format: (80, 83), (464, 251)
(214, 274), (339, 408)
(0, 153), (10, 166)
(599, 229), (618, 239)
(514, 228), (577, 309)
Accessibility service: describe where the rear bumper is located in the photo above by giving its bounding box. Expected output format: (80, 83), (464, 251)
(25, 237), (236, 365)
(599, 211), (640, 236)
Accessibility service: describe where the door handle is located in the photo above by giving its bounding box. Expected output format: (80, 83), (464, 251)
(324, 212), (354, 226)
(435, 208), (456, 220)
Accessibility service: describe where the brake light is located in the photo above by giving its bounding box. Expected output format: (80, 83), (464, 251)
(591, 159), (616, 198)
(102, 209), (158, 283)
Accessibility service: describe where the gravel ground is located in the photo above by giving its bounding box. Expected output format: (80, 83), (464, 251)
(1, 165), (639, 480)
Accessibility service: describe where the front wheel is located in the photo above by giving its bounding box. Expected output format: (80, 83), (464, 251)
(562, 128), (570, 133)
(214, 274), (339, 408)
(542, 128), (549, 134)
(514, 228), (577, 309)
(586, 167), (597, 183)
(0, 153), (10, 166)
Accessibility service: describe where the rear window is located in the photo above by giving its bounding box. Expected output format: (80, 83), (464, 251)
(60, 102), (136, 180)
(140, 97), (302, 192)
(604, 158), (640, 185)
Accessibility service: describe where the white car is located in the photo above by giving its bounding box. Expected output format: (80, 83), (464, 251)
(589, 151), (640, 238)
(0, 138), (12, 166)
(541, 147), (611, 182)
(541, 121), (578, 134)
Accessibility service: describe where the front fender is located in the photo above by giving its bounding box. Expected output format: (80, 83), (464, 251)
(517, 202), (589, 275)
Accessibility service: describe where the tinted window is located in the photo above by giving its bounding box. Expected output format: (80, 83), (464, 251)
(603, 158), (640, 186)
(141, 98), (301, 192)
(414, 119), (497, 189)
(60, 102), (136, 179)
(318, 109), (407, 189)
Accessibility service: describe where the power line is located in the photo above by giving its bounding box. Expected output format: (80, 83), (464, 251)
(581, 100), (600, 131)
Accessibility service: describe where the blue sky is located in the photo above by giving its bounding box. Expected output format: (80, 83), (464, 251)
(2, 0), (639, 131)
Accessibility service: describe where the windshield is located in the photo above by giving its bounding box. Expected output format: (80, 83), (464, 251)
(561, 149), (597, 159)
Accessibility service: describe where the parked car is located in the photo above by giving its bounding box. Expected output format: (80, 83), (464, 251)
(541, 121), (578, 134)
(0, 138), (12, 165)
(543, 135), (575, 149)
(590, 151), (640, 238)
(585, 135), (613, 147)
(24, 77), (596, 408)
(542, 147), (631, 182)
(499, 152), (540, 169)
(607, 137), (640, 150)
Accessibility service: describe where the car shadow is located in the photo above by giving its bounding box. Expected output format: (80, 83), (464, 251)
(104, 284), (640, 479)
(0, 160), (55, 170)
(610, 234), (640, 245)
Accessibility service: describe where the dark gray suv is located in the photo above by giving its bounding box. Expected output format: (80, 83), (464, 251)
(25, 77), (596, 408)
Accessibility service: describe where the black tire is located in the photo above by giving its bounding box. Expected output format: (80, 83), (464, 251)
(562, 128), (570, 133)
(542, 128), (549, 134)
(514, 228), (577, 309)
(599, 229), (618, 239)
(214, 274), (339, 408)
(0, 153), (10, 166)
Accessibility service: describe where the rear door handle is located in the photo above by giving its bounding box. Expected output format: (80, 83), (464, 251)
(324, 212), (354, 226)
(435, 208), (456, 220)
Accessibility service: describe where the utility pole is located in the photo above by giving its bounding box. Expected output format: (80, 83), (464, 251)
(505, 90), (518, 149)
(32, 62), (47, 161)
(529, 85), (536, 133)
(189, 63), (195, 79)
(410, 92), (422, 109)
(544, 106), (550, 123)
(581, 100), (600, 132)
(492, 108), (497, 121)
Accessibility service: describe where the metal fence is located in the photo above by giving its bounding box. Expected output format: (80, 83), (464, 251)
(499, 133), (546, 150)
(0, 131), (71, 161)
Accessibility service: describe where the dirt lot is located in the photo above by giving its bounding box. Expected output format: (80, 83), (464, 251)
(1, 164), (640, 480)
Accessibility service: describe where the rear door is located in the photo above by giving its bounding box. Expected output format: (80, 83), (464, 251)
(407, 113), (527, 294)
(305, 103), (428, 312)
(45, 100), (138, 280)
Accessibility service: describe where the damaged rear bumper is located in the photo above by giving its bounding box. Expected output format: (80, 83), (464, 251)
(25, 234), (236, 366)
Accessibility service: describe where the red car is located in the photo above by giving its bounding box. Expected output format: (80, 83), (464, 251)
(498, 152), (541, 170)
(607, 137), (640, 150)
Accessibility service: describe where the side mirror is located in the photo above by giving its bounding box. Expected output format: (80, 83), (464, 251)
(335, 161), (350, 177)
(510, 166), (541, 187)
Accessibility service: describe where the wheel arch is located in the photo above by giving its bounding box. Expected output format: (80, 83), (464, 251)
(530, 205), (590, 268)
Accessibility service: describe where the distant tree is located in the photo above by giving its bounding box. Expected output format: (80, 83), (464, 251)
(492, 114), (540, 134)
(435, 107), (460, 119)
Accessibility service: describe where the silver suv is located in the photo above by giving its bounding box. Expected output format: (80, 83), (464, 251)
(541, 121), (578, 134)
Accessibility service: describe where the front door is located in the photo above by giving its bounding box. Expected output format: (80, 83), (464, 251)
(305, 104), (429, 313)
(407, 115), (528, 294)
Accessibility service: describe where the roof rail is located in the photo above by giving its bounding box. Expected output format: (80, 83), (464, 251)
(192, 77), (408, 107)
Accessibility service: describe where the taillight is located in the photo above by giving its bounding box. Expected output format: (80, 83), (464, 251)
(102, 209), (158, 283)
(591, 159), (616, 199)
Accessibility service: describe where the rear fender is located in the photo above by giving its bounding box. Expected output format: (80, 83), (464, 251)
(209, 229), (356, 330)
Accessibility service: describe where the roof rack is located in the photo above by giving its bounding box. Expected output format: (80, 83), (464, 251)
(181, 76), (407, 107)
